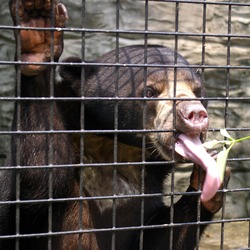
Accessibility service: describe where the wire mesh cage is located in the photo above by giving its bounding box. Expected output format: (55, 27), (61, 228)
(0, 0), (250, 249)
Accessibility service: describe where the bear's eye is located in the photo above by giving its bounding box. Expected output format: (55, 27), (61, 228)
(146, 87), (155, 98)
(195, 68), (202, 77)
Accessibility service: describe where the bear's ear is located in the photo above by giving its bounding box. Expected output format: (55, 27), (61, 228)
(59, 56), (97, 82)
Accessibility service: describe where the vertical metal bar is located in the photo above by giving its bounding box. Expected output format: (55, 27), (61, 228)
(196, 1), (207, 248)
(170, 1), (180, 249)
(224, 3), (232, 131)
(15, 0), (21, 248)
(78, 1), (87, 249)
(139, 1), (149, 249)
(220, 2), (232, 250)
(112, 1), (121, 249)
(48, 3), (56, 249)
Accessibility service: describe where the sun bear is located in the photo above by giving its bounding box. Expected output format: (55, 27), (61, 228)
(0, 0), (230, 249)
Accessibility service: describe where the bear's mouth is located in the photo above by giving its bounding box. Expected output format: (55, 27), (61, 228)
(175, 133), (221, 202)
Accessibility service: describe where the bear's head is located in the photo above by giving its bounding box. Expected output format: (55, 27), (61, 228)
(59, 45), (208, 161)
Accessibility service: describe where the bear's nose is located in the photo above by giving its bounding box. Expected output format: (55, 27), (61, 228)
(184, 104), (208, 125)
(176, 101), (209, 135)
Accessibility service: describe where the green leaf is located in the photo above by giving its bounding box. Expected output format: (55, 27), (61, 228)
(220, 128), (234, 140)
(216, 145), (233, 181)
(204, 129), (250, 181)
(203, 139), (232, 149)
(203, 140), (222, 149)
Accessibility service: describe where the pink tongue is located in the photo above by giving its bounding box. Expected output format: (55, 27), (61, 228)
(175, 134), (221, 202)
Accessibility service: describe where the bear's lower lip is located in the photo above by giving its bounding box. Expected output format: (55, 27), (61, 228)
(175, 133), (221, 202)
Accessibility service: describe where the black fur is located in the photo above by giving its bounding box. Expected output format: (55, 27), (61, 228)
(0, 44), (214, 250)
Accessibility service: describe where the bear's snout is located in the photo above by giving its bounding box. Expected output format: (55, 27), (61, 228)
(176, 101), (209, 136)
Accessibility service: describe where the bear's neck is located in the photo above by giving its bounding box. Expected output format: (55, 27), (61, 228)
(73, 134), (148, 212)
(83, 134), (145, 163)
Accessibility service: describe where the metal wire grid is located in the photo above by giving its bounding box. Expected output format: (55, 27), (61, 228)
(0, 0), (250, 249)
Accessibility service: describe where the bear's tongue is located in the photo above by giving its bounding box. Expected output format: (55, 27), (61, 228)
(175, 134), (221, 202)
